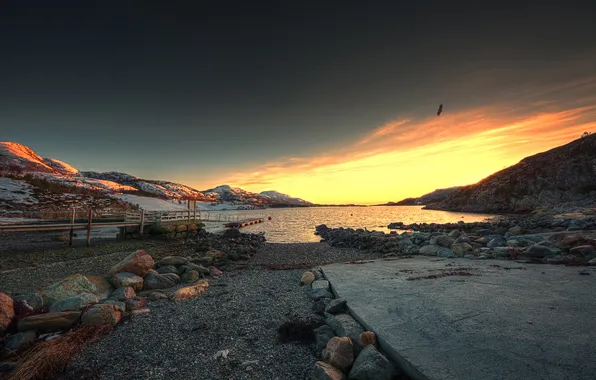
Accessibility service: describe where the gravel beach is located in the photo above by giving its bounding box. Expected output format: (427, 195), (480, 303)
(0, 234), (386, 380)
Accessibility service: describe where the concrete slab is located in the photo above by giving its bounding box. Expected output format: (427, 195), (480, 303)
(322, 257), (596, 380)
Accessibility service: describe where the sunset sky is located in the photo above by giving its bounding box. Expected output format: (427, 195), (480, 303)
(2, 2), (596, 204)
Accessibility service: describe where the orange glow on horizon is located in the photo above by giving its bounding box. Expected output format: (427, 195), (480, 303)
(196, 85), (596, 204)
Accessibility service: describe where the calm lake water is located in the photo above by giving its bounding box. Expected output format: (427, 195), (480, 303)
(202, 206), (496, 243)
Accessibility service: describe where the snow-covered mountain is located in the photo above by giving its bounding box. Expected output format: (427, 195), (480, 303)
(260, 190), (313, 206)
(0, 141), (312, 211)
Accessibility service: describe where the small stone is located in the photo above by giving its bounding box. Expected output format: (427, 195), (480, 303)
(464, 254), (476, 260)
(508, 225), (523, 235)
(524, 243), (562, 258)
(325, 299), (347, 314)
(145, 291), (169, 301)
(49, 293), (98, 312)
(131, 308), (150, 316)
(348, 345), (399, 380)
(81, 304), (122, 326)
(110, 287), (137, 301)
(314, 325), (336, 357)
(301, 271), (316, 285)
(110, 272), (144, 291)
(311, 361), (346, 380)
(308, 288), (334, 301)
(323, 336), (354, 372)
(312, 280), (330, 290)
(209, 266), (223, 277)
(108, 249), (155, 277)
(180, 270), (200, 283)
(359, 331), (377, 347)
(448, 230), (461, 238)
(171, 280), (209, 301)
(18, 311), (81, 332)
(589, 258), (596, 266)
(493, 247), (511, 259)
(0, 293), (15, 334)
(125, 297), (148, 311)
(142, 270), (180, 290)
(158, 256), (189, 266)
(437, 248), (456, 258)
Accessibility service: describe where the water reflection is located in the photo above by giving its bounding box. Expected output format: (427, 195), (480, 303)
(201, 206), (494, 243)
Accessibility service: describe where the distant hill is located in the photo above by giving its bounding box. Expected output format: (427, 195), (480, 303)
(381, 187), (461, 206)
(0, 142), (312, 211)
(423, 134), (596, 213)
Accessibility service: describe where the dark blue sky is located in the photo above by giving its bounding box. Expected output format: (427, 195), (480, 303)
(1, 1), (595, 189)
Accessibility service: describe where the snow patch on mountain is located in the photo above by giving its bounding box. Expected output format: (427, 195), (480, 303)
(259, 190), (313, 205)
(0, 177), (38, 205)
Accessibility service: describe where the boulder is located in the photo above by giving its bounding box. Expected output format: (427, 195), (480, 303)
(158, 256), (189, 266)
(301, 271), (316, 285)
(108, 249), (154, 277)
(451, 243), (474, 256)
(589, 258), (596, 266)
(493, 247), (511, 259)
(139, 291), (169, 301)
(125, 297), (148, 312)
(434, 235), (455, 248)
(87, 276), (114, 300)
(326, 299), (348, 314)
(110, 287), (137, 301)
(508, 225), (524, 235)
(181, 270), (201, 283)
(101, 300), (126, 312)
(180, 263), (210, 275)
(359, 331), (377, 347)
(312, 298), (333, 316)
(325, 313), (364, 349)
(312, 361), (346, 380)
(2, 331), (36, 355)
(448, 230), (461, 238)
(12, 299), (35, 320)
(437, 248), (456, 258)
(156, 265), (179, 275)
(309, 288), (334, 301)
(49, 293), (98, 313)
(278, 313), (326, 342)
(18, 311), (81, 332)
(312, 280), (330, 290)
(418, 244), (441, 256)
(314, 324), (336, 357)
(12, 293), (43, 311)
(110, 272), (144, 291)
(41, 274), (97, 305)
(524, 243), (562, 258)
(348, 345), (399, 380)
(142, 270), (180, 290)
(0, 293), (15, 334)
(81, 304), (122, 326)
(487, 237), (508, 248)
(569, 245), (596, 257)
(171, 280), (209, 301)
(323, 336), (354, 372)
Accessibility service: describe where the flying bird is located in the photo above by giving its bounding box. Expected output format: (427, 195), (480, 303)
(437, 104), (443, 116)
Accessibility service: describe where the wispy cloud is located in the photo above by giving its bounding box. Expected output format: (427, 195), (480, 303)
(212, 78), (596, 203)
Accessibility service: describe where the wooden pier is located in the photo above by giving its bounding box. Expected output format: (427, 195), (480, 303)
(224, 218), (264, 229)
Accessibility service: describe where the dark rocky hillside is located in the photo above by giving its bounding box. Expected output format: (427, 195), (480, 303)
(424, 134), (596, 213)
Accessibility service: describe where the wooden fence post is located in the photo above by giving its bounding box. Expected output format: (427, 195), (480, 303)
(86, 208), (92, 247)
(69, 208), (75, 246)
(139, 210), (145, 236)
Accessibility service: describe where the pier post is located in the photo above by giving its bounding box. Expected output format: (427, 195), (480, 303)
(86, 208), (92, 247)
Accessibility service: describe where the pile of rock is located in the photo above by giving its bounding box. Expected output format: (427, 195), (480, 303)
(0, 249), (218, 372)
(194, 229), (266, 262)
(300, 270), (401, 380)
(315, 223), (596, 265)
